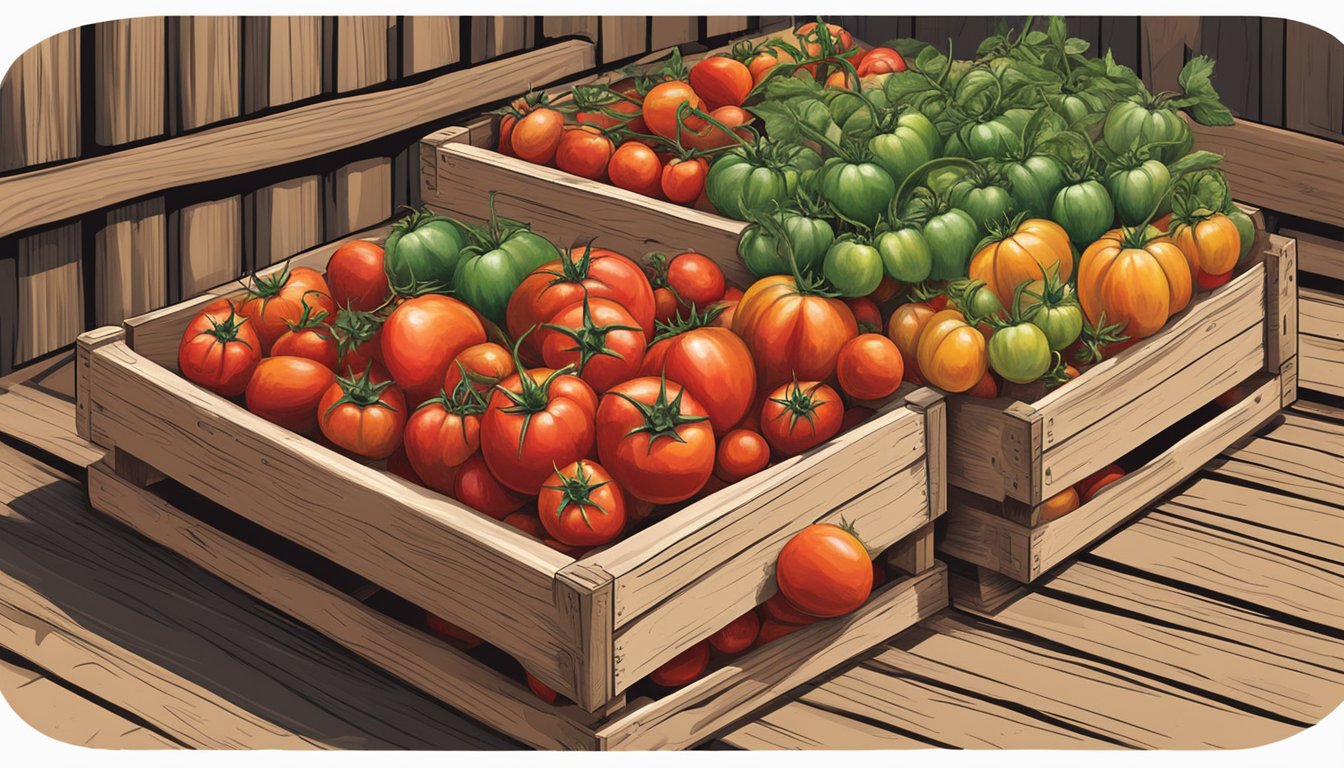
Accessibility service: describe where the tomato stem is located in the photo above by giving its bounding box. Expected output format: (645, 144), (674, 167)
(540, 461), (612, 530)
(610, 374), (708, 448)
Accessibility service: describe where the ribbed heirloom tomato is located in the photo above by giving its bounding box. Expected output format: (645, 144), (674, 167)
(239, 266), (336, 354)
(886, 302), (937, 385)
(776, 523), (873, 618)
(1171, 212), (1241, 280)
(178, 306), (262, 397)
(317, 367), (407, 460)
(733, 275), (859, 388)
(537, 460), (627, 547)
(596, 377), (715, 504)
(642, 310), (756, 434)
(836, 334), (905, 401)
(402, 383), (485, 495)
(761, 380), (843, 457)
(1077, 227), (1191, 339)
(381, 295), (487, 406)
(245, 356), (334, 433)
(482, 356), (598, 495)
(324, 240), (388, 313)
(507, 244), (656, 360)
(916, 309), (989, 393)
(968, 218), (1074, 307)
(442, 342), (515, 395)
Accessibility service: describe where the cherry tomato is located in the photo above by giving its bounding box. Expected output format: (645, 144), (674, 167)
(648, 641), (710, 688)
(555, 125), (614, 180)
(760, 380), (844, 457)
(708, 610), (760, 655)
(607, 141), (664, 197)
(652, 287), (680, 325)
(714, 428), (771, 483)
(661, 157), (709, 205)
(510, 107), (565, 165)
(537, 460), (627, 547)
(664, 252), (727, 309)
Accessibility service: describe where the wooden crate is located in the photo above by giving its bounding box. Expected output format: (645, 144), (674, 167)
(939, 233), (1299, 606)
(76, 219), (947, 746)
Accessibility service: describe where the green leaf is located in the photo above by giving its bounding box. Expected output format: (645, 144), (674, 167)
(1024, 30), (1049, 46)
(884, 70), (938, 103)
(1166, 150), (1224, 176)
(1064, 38), (1090, 55)
(886, 37), (932, 61)
(915, 46), (948, 76)
(1174, 55), (1236, 126)
(1185, 100), (1235, 126)
(1047, 16), (1067, 47)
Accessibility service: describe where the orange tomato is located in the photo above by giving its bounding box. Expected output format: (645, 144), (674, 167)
(733, 275), (859, 388)
(1076, 464), (1125, 502)
(689, 56), (753, 110)
(836, 333), (904, 401)
(661, 157), (708, 204)
(1037, 487), (1081, 523)
(886, 302), (937, 385)
(245, 356), (335, 433)
(968, 218), (1074, 308)
(607, 141), (663, 197)
(554, 125), (614, 180)
(915, 310), (989, 393)
(510, 107), (565, 165)
(317, 368), (407, 459)
(641, 81), (701, 139)
(748, 51), (779, 85)
(714, 428), (771, 483)
(776, 523), (872, 618)
(1077, 228), (1191, 340)
(1171, 213), (1241, 278)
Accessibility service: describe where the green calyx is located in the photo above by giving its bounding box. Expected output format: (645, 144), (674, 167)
(331, 305), (383, 360)
(284, 295), (331, 333)
(493, 329), (577, 455)
(547, 240), (600, 285)
(244, 264), (292, 300)
(1072, 311), (1130, 366)
(420, 375), (488, 417)
(541, 461), (612, 530)
(1042, 351), (1074, 388)
(197, 308), (254, 347)
(643, 251), (673, 290)
(541, 293), (641, 375)
(1022, 262), (1075, 313)
(652, 302), (726, 342)
(324, 365), (397, 418)
(612, 375), (708, 450)
(768, 377), (830, 434)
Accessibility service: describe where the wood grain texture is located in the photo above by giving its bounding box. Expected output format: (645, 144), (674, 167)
(170, 17), (242, 133)
(334, 17), (393, 92)
(722, 700), (934, 749)
(1286, 21), (1344, 141)
(431, 143), (747, 284)
(1140, 17), (1199, 94)
(82, 340), (588, 701)
(544, 17), (599, 42)
(418, 125), (469, 199)
(95, 199), (167, 327)
(94, 18), (165, 147)
(251, 176), (323, 267)
(0, 40), (595, 239)
(597, 565), (947, 750)
(0, 254), (14, 375)
(1197, 18), (1259, 120)
(174, 196), (241, 299)
(0, 443), (511, 749)
(0, 354), (102, 466)
(1282, 228), (1344, 281)
(872, 613), (1300, 748)
(1260, 17), (1286, 127)
(325, 157), (392, 239)
(0, 29), (79, 172)
(1264, 235), (1298, 371)
(600, 17), (647, 64)
(1300, 287), (1344, 398)
(945, 395), (1035, 502)
(650, 17), (700, 50)
(0, 655), (177, 749)
(470, 17), (534, 63)
(243, 17), (323, 113)
(16, 222), (83, 365)
(402, 17), (461, 74)
(705, 17), (749, 39)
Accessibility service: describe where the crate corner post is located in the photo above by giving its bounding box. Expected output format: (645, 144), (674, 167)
(554, 560), (617, 713)
(75, 326), (126, 443)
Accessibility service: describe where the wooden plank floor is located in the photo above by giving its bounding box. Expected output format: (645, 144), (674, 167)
(2, 358), (1343, 749)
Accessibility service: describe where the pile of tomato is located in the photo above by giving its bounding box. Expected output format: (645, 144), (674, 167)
(175, 194), (917, 700)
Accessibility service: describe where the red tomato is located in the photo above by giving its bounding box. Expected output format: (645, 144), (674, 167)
(443, 342), (515, 395)
(760, 380), (844, 457)
(317, 368), (407, 460)
(425, 611), (483, 650)
(245, 356), (334, 433)
(271, 301), (338, 370)
(845, 297), (883, 334)
(596, 377), (716, 504)
(652, 287), (680, 325)
(454, 453), (528, 518)
(755, 616), (805, 647)
(537, 460), (627, 547)
(382, 295), (487, 406)
(689, 56), (753, 110)
(734, 276), (859, 389)
(482, 366), (598, 495)
(661, 157), (709, 205)
(712, 300), (737, 328)
(576, 84), (645, 132)
(642, 81), (701, 139)
(526, 672), (560, 705)
(714, 428), (771, 483)
(776, 523), (873, 618)
(723, 286), (745, 302)
(708, 610), (760, 655)
(555, 125), (614, 180)
(386, 447), (424, 486)
(538, 296), (647, 393)
(403, 386), (484, 495)
(641, 325), (756, 434)
(748, 51), (779, 85)
(797, 22), (858, 62)
(331, 307), (385, 375)
(178, 306), (262, 397)
(967, 370), (1000, 399)
(511, 107), (565, 165)
(325, 240), (388, 313)
(502, 511), (544, 538)
(872, 561), (889, 589)
(607, 141), (664, 197)
(870, 276), (902, 303)
(682, 105), (753, 151)
(1076, 463), (1125, 503)
(761, 592), (821, 626)
(836, 334), (905, 401)
(648, 641), (710, 688)
(662, 252), (727, 309)
(239, 266), (336, 354)
(857, 47), (907, 77)
(841, 406), (875, 431)
(1196, 267), (1234, 291)
(498, 112), (518, 156)
(507, 244), (656, 359)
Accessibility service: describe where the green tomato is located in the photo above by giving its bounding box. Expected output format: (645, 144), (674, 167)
(1051, 180), (1115, 246)
(738, 214), (835, 278)
(926, 166), (970, 198)
(953, 69), (1001, 118)
(1002, 155), (1065, 219)
(954, 280), (1004, 322)
(948, 176), (1015, 234)
(875, 227), (933, 283)
(1226, 208), (1256, 259)
(1102, 100), (1192, 164)
(1107, 159), (1172, 226)
(923, 208), (980, 281)
(1027, 301), (1084, 351)
(944, 117), (1019, 160)
(706, 152), (790, 220)
(383, 210), (466, 295)
(453, 231), (559, 326)
(988, 323), (1052, 384)
(819, 160), (895, 227)
(830, 92), (877, 138)
(823, 240), (884, 297)
(869, 123), (936, 189)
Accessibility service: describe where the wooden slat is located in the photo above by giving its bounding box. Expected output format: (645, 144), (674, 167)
(251, 177), (323, 267)
(0, 655), (177, 749)
(0, 358), (103, 467)
(16, 223), (82, 365)
(722, 700), (934, 750)
(170, 17), (242, 133)
(600, 17), (647, 64)
(1196, 18), (1259, 120)
(1, 250), (16, 376)
(174, 196), (242, 299)
(1301, 287), (1344, 339)
(85, 464), (595, 750)
(1214, 431), (1344, 505)
(650, 17), (700, 50)
(1265, 235), (1298, 372)
(945, 396), (1036, 502)
(0, 40), (596, 239)
(0, 442), (511, 749)
(94, 18), (165, 147)
(1140, 17), (1199, 94)
(0, 29), (79, 171)
(242, 17), (324, 113)
(543, 17), (599, 42)
(596, 565), (947, 750)
(1189, 118), (1344, 229)
(1286, 21), (1344, 141)
(82, 340), (589, 701)
(430, 143), (747, 284)
(95, 199), (167, 327)
(1282, 229), (1344, 280)
(1260, 17), (1286, 127)
(705, 17), (749, 39)
(325, 157), (392, 239)
(334, 16), (394, 92)
(1300, 334), (1344, 398)
(418, 125), (470, 201)
(470, 17), (535, 63)
(402, 17), (461, 75)
(870, 614), (1300, 748)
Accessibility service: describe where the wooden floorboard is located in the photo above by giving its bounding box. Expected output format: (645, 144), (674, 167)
(1300, 289), (1344, 398)
(0, 352), (102, 468)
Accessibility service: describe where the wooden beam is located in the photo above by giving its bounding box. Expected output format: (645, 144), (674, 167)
(0, 40), (596, 240)
(0, 29), (80, 172)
